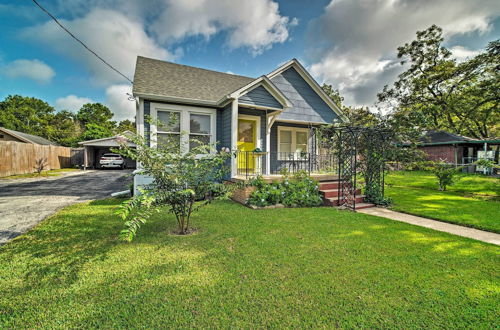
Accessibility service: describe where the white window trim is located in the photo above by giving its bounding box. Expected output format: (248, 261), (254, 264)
(150, 102), (217, 154)
(238, 114), (261, 150)
(277, 126), (310, 160)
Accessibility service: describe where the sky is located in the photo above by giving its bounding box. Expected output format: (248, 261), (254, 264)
(0, 0), (499, 122)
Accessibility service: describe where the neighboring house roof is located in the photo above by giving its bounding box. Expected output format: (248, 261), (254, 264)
(133, 56), (255, 105)
(417, 130), (500, 146)
(0, 127), (57, 145)
(78, 131), (136, 147)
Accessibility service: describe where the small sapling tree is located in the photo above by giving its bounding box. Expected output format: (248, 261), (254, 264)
(34, 157), (48, 175)
(115, 130), (232, 240)
(432, 160), (461, 191)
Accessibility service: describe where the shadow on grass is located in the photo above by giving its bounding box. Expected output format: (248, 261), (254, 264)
(0, 200), (499, 328)
(0, 199), (125, 287)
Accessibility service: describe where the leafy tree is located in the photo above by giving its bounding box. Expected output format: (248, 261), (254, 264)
(76, 103), (116, 130)
(47, 110), (83, 147)
(80, 123), (114, 141)
(0, 95), (55, 138)
(116, 119), (136, 133)
(321, 84), (344, 108)
(75, 103), (117, 142)
(116, 132), (232, 240)
(321, 84), (380, 127)
(378, 25), (499, 139)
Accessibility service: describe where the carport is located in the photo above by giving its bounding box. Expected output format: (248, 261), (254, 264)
(78, 131), (136, 169)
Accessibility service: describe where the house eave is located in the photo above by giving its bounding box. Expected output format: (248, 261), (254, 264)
(274, 118), (329, 126)
(225, 76), (292, 109)
(134, 92), (218, 107)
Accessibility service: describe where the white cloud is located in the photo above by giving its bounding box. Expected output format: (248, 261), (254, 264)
(308, 0), (500, 108)
(151, 0), (296, 55)
(55, 87), (134, 121)
(105, 84), (135, 122)
(450, 46), (482, 61)
(2, 59), (55, 84)
(55, 95), (93, 112)
(22, 8), (173, 85)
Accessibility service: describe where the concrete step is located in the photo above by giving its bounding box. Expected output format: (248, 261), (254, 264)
(323, 195), (366, 206)
(354, 203), (376, 210)
(320, 188), (361, 198)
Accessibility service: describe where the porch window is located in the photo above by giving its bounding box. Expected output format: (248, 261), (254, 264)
(189, 113), (212, 151)
(157, 110), (180, 150)
(278, 127), (309, 160)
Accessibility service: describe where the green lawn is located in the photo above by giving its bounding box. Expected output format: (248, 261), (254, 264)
(0, 168), (79, 180)
(385, 171), (500, 233)
(1, 199), (499, 328)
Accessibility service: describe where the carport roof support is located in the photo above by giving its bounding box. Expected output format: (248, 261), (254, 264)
(78, 131), (136, 148)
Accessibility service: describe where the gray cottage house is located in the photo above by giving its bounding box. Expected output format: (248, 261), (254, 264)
(132, 56), (347, 188)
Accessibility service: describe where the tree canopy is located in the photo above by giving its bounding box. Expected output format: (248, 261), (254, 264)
(0, 95), (135, 147)
(378, 25), (499, 139)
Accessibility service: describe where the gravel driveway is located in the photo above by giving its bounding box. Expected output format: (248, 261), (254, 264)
(0, 170), (132, 245)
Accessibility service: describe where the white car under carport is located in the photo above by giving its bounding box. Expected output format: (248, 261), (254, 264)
(78, 131), (136, 169)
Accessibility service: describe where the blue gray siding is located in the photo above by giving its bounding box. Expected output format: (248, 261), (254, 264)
(271, 67), (338, 123)
(144, 100), (151, 146)
(217, 104), (232, 150)
(239, 85), (283, 109)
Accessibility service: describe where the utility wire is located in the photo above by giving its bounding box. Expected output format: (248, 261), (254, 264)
(31, 0), (134, 84)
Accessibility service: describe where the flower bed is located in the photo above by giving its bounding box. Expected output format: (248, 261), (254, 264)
(247, 171), (323, 208)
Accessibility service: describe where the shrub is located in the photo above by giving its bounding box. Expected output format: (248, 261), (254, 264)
(248, 170), (322, 208)
(432, 161), (461, 191)
(405, 160), (435, 171)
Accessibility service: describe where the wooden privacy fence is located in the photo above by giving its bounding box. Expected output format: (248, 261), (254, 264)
(0, 141), (78, 177)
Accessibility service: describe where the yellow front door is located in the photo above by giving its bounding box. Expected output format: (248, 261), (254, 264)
(237, 119), (256, 171)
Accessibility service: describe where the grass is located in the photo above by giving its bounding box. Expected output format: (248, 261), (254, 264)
(1, 199), (499, 328)
(385, 171), (500, 233)
(0, 168), (79, 180)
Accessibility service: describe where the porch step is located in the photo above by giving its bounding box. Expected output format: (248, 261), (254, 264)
(320, 188), (361, 198)
(319, 181), (349, 190)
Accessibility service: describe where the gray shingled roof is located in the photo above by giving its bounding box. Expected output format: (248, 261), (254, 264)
(133, 56), (255, 103)
(0, 127), (57, 145)
(420, 130), (477, 144)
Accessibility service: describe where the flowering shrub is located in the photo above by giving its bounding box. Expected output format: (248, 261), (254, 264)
(248, 171), (322, 207)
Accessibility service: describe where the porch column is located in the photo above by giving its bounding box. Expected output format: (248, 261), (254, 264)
(231, 99), (238, 178)
(265, 116), (272, 175)
(265, 112), (279, 176)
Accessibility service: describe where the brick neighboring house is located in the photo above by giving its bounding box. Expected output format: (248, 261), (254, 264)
(416, 130), (500, 166)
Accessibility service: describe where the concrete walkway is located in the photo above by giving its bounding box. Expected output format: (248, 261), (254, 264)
(357, 207), (500, 246)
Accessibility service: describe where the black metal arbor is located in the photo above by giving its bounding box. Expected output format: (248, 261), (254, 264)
(322, 125), (393, 209)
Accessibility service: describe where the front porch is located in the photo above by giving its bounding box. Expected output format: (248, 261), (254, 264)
(234, 151), (338, 180)
(232, 173), (340, 183)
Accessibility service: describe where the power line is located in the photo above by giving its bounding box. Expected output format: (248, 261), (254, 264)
(31, 0), (134, 84)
